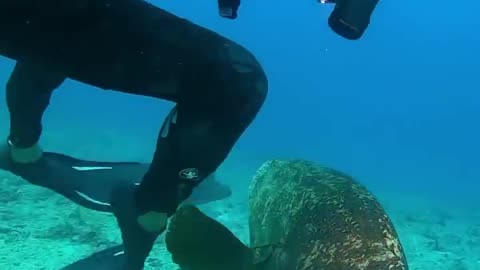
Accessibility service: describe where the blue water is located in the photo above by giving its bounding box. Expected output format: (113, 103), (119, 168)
(0, 0), (479, 269)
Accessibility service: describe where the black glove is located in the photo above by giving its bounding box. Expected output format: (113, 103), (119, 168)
(217, 0), (240, 19)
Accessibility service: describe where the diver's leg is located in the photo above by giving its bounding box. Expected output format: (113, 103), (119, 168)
(6, 62), (65, 162)
(108, 8), (268, 270)
(136, 68), (268, 215)
(114, 73), (267, 269)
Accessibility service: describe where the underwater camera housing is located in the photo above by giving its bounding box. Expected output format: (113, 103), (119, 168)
(217, 0), (240, 19)
(320, 0), (379, 40)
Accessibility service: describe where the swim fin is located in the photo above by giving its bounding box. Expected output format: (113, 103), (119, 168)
(165, 204), (255, 270)
(0, 149), (232, 212)
(59, 245), (125, 270)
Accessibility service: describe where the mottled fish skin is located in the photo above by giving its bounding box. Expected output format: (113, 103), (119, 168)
(248, 160), (408, 270)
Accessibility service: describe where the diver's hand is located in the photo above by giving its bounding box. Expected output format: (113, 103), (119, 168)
(218, 0), (240, 19)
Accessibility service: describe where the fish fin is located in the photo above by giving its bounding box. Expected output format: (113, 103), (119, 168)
(59, 245), (125, 270)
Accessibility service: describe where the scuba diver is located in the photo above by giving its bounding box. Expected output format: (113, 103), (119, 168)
(0, 0), (378, 269)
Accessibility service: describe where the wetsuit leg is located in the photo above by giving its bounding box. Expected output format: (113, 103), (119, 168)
(134, 53), (268, 215)
(101, 3), (268, 269)
(6, 62), (65, 148)
(94, 1), (269, 215)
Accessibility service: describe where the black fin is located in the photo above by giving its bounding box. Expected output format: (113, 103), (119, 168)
(166, 204), (254, 270)
(0, 150), (232, 212)
(60, 245), (125, 270)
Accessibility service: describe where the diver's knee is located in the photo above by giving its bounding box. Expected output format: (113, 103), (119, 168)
(222, 43), (268, 117)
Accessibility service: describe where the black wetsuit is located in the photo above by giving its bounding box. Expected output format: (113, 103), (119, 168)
(0, 0), (268, 269)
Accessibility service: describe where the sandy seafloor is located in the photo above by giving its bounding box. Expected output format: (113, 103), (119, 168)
(0, 130), (479, 270)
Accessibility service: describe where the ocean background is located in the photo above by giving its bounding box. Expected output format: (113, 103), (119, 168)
(0, 0), (479, 269)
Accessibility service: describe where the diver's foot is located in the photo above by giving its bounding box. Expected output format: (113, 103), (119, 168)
(7, 140), (43, 164)
(111, 184), (164, 270)
(0, 140), (49, 181)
